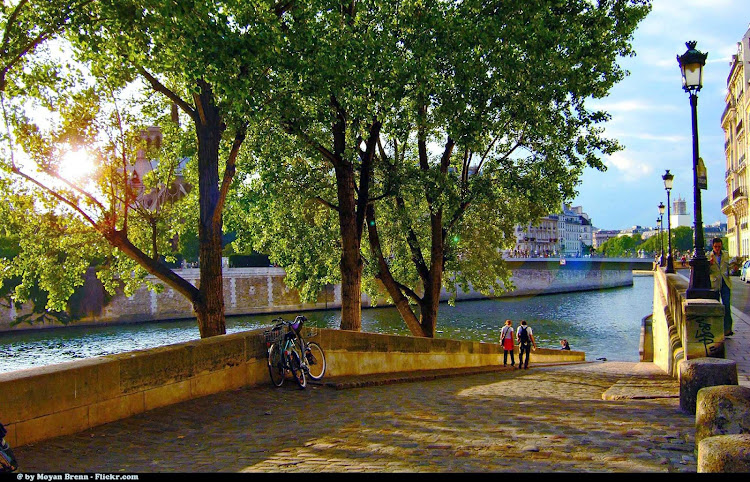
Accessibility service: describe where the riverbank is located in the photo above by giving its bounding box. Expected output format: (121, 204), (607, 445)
(1, 259), (650, 333)
(0, 277), (655, 373)
(0, 327), (584, 448)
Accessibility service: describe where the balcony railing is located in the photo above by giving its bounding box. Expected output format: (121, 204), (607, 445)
(733, 186), (747, 200)
(742, 222), (748, 230)
(722, 196), (731, 208)
(738, 119), (744, 135)
(728, 227), (735, 234)
(726, 168), (733, 178)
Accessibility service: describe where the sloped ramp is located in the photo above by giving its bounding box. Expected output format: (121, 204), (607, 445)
(602, 364), (679, 400)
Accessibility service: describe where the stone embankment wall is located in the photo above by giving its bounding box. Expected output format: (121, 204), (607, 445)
(0, 259), (642, 332)
(651, 267), (725, 377)
(0, 327), (584, 448)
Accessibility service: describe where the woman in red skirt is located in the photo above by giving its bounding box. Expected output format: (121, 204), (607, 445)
(500, 319), (515, 367)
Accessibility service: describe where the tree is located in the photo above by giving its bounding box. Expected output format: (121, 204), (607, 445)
(0, 0), (95, 94)
(596, 234), (642, 257)
(230, 1), (406, 331)
(363, 0), (650, 337)
(1, 1), (288, 337)
(230, 0), (651, 337)
(671, 226), (694, 253)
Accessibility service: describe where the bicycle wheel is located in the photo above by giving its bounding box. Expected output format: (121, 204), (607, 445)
(304, 342), (326, 380)
(267, 343), (285, 387)
(289, 350), (306, 389)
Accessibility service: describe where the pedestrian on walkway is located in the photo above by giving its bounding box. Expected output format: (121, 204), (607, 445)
(709, 237), (734, 337)
(500, 319), (515, 367)
(516, 320), (537, 369)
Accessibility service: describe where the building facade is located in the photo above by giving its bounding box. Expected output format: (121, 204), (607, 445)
(721, 25), (750, 257)
(513, 204), (592, 257)
(670, 196), (692, 229)
(592, 229), (619, 249)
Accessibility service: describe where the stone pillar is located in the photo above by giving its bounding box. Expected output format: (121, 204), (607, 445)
(695, 385), (750, 448)
(681, 298), (725, 359)
(679, 358), (738, 414)
(697, 434), (750, 472)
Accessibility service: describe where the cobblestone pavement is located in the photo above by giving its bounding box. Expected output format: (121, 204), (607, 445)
(727, 307), (750, 387)
(678, 269), (750, 387)
(13, 362), (696, 473)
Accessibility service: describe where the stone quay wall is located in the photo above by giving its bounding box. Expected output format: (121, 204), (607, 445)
(0, 259), (646, 332)
(0, 327), (584, 448)
(651, 267), (725, 377)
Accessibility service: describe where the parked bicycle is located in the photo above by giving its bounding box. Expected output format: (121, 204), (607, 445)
(264, 315), (326, 389)
(0, 423), (18, 473)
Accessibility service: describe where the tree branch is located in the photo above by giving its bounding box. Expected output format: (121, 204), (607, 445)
(138, 67), (197, 122)
(439, 136), (454, 174)
(313, 196), (339, 211)
(394, 280), (422, 305)
(355, 120), (382, 239)
(9, 165), (99, 228)
(282, 120), (340, 167)
(395, 196), (430, 283)
(106, 229), (200, 303)
(211, 124), (247, 228)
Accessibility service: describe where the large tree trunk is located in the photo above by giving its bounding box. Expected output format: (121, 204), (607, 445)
(366, 204), (425, 336)
(336, 163), (362, 331)
(193, 81), (226, 338)
(420, 210), (445, 338)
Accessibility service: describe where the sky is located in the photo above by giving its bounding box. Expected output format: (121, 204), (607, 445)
(572, 0), (749, 231)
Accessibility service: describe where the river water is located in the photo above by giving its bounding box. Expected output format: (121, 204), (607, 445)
(0, 276), (653, 374)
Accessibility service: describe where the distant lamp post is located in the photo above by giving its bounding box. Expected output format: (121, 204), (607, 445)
(658, 202), (666, 267)
(677, 40), (717, 299)
(663, 170), (675, 273)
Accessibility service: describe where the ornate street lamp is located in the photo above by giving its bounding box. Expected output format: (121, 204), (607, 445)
(658, 202), (666, 266)
(677, 41), (717, 299)
(663, 170), (675, 273)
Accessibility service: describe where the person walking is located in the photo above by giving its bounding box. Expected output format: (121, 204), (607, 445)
(516, 320), (537, 369)
(709, 237), (734, 337)
(500, 319), (515, 367)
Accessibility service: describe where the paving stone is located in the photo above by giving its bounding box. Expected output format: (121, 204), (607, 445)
(12, 361), (700, 473)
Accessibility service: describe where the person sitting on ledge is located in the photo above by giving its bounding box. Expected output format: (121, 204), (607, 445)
(560, 339), (571, 350)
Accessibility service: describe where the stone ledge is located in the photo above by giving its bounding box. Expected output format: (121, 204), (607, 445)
(602, 377), (679, 400)
(323, 362), (591, 390)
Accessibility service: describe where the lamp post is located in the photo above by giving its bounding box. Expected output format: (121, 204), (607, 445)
(663, 170), (675, 273)
(658, 202), (666, 266)
(656, 218), (662, 264)
(677, 40), (717, 299)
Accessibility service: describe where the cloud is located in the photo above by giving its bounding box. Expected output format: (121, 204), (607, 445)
(604, 152), (654, 181)
(620, 133), (689, 143)
(592, 99), (678, 113)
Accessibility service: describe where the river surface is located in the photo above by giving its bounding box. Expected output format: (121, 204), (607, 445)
(0, 276), (654, 374)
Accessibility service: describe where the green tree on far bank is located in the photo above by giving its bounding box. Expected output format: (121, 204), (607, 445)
(596, 234), (642, 257)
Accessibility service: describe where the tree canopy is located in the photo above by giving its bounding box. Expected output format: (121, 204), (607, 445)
(0, 0), (287, 336)
(229, 0), (652, 336)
